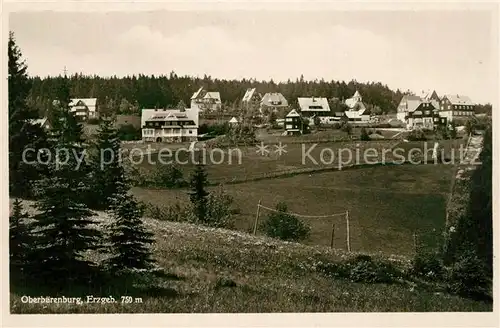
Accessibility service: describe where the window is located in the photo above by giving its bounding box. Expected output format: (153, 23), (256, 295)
(189, 130), (192, 134)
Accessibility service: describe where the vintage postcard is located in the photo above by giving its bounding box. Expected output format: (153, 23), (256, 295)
(2, 1), (498, 327)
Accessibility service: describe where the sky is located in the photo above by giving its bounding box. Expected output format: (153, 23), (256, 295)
(9, 10), (497, 104)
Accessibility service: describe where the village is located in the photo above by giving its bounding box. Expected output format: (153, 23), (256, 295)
(33, 86), (480, 142)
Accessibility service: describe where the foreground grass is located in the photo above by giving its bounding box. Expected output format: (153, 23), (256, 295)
(10, 217), (491, 313)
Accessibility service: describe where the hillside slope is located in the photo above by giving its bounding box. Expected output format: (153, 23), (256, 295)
(10, 200), (491, 313)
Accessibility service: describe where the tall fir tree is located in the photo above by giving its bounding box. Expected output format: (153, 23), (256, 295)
(9, 199), (33, 281)
(188, 164), (209, 224)
(87, 117), (127, 210)
(31, 75), (102, 287)
(104, 193), (155, 273)
(8, 31), (50, 198)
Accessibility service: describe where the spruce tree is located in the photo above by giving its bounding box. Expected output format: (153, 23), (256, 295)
(104, 193), (155, 273)
(188, 164), (210, 224)
(8, 31), (50, 198)
(88, 117), (126, 210)
(31, 75), (101, 287)
(9, 199), (33, 281)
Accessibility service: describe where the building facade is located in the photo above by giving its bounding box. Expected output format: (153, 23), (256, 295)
(69, 98), (98, 120)
(439, 94), (475, 122)
(141, 103), (199, 142)
(260, 92), (288, 114)
(190, 87), (222, 113)
(297, 97), (330, 117)
(284, 109), (302, 135)
(405, 102), (447, 130)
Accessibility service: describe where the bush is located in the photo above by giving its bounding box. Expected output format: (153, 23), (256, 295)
(118, 124), (141, 141)
(332, 123), (342, 129)
(204, 185), (235, 229)
(360, 127), (370, 141)
(144, 203), (188, 222)
(87, 118), (100, 125)
(407, 129), (427, 141)
(410, 251), (445, 280)
(260, 202), (310, 242)
(447, 250), (491, 299)
(152, 165), (186, 188)
(198, 122), (231, 136)
(316, 255), (403, 284)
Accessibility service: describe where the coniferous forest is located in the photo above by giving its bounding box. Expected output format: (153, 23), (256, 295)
(28, 72), (405, 115)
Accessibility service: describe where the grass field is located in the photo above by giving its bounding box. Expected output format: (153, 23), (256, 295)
(132, 163), (454, 256)
(10, 214), (492, 313)
(131, 140), (403, 183)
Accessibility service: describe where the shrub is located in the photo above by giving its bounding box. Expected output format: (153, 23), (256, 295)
(360, 127), (370, 141)
(118, 124), (141, 141)
(447, 250), (491, 299)
(316, 255), (403, 284)
(332, 123), (342, 129)
(204, 185), (235, 229)
(407, 129), (427, 141)
(144, 203), (189, 222)
(86, 118), (100, 125)
(410, 251), (445, 280)
(260, 202), (310, 242)
(341, 122), (352, 135)
(153, 165), (186, 188)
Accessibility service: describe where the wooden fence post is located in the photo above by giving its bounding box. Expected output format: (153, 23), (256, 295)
(346, 210), (351, 252)
(253, 199), (262, 235)
(413, 231), (418, 254)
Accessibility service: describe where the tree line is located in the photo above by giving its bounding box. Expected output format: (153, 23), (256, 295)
(27, 73), (407, 117)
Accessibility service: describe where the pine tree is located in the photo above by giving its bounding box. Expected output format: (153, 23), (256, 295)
(87, 117), (127, 209)
(188, 164), (209, 224)
(9, 199), (33, 280)
(104, 193), (155, 272)
(9, 31), (50, 198)
(31, 75), (101, 287)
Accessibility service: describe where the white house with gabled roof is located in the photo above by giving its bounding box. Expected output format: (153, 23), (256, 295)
(344, 90), (369, 122)
(190, 86), (222, 112)
(141, 103), (200, 142)
(297, 97), (330, 118)
(69, 98), (98, 120)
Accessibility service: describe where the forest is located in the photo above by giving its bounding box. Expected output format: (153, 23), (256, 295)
(27, 73), (408, 116)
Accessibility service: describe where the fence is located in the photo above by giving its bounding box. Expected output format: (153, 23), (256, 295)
(252, 201), (445, 256)
(253, 201), (351, 252)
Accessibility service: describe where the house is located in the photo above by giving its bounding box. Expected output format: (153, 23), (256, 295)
(69, 98), (98, 120)
(297, 97), (330, 118)
(190, 87), (222, 112)
(229, 117), (239, 125)
(420, 90), (441, 114)
(439, 94), (475, 122)
(141, 104), (199, 143)
(260, 93), (288, 114)
(405, 101), (447, 130)
(29, 117), (51, 130)
(241, 88), (262, 109)
(344, 90), (370, 122)
(396, 95), (422, 122)
(115, 115), (141, 129)
(284, 109), (303, 135)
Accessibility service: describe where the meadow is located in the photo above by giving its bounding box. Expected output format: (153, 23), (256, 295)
(132, 163), (454, 256)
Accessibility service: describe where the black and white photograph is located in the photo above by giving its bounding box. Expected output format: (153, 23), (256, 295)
(3, 1), (497, 324)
